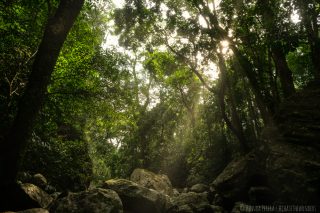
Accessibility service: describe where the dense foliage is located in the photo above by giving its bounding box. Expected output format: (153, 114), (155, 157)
(0, 0), (319, 190)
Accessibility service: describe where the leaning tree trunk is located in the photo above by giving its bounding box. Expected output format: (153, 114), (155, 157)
(0, 0), (85, 185)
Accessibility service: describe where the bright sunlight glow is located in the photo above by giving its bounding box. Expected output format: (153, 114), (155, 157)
(112, 0), (125, 8)
(182, 11), (191, 19)
(291, 10), (300, 23)
(205, 62), (219, 80)
(220, 40), (230, 55)
(198, 15), (208, 28)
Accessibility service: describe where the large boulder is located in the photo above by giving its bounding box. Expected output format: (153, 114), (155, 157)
(211, 83), (320, 206)
(267, 82), (320, 204)
(189, 184), (209, 193)
(17, 172), (32, 184)
(20, 183), (53, 209)
(167, 192), (214, 213)
(30, 174), (47, 189)
(265, 142), (320, 204)
(103, 179), (170, 213)
(130, 168), (174, 196)
(211, 148), (267, 204)
(211, 140), (320, 206)
(49, 188), (123, 213)
(0, 183), (53, 212)
(17, 172), (55, 194)
(275, 82), (320, 150)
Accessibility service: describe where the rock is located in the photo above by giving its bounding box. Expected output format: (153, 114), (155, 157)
(266, 85), (320, 204)
(211, 205), (225, 212)
(1, 208), (49, 213)
(168, 204), (215, 213)
(211, 149), (266, 203)
(207, 186), (217, 204)
(211, 85), (320, 206)
(103, 179), (170, 213)
(231, 202), (251, 213)
(168, 204), (193, 213)
(265, 142), (320, 204)
(168, 204), (217, 213)
(0, 183), (38, 212)
(171, 192), (208, 206)
(173, 188), (180, 197)
(50, 192), (62, 200)
(44, 185), (56, 194)
(50, 188), (123, 213)
(176, 188), (184, 193)
(17, 172), (32, 184)
(275, 82), (320, 150)
(17, 172), (53, 193)
(211, 140), (320, 206)
(0, 183), (53, 212)
(248, 186), (273, 204)
(189, 184), (209, 193)
(18, 208), (49, 213)
(30, 174), (47, 189)
(130, 168), (174, 196)
(168, 192), (213, 213)
(212, 193), (223, 206)
(186, 175), (206, 187)
(20, 183), (53, 209)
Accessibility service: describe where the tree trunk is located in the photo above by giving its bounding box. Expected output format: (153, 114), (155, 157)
(195, 0), (274, 125)
(230, 45), (274, 126)
(297, 0), (320, 80)
(270, 43), (295, 98)
(0, 0), (85, 185)
(267, 48), (280, 107)
(217, 52), (249, 153)
(257, 0), (295, 98)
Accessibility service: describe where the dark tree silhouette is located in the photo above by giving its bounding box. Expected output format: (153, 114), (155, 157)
(0, 0), (85, 185)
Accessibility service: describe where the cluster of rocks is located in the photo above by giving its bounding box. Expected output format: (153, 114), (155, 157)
(50, 168), (228, 212)
(1, 141), (319, 212)
(1, 169), (227, 213)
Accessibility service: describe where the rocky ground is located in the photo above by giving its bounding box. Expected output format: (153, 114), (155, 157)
(1, 155), (319, 213)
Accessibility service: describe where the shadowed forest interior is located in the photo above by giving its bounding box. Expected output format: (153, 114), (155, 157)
(0, 0), (319, 212)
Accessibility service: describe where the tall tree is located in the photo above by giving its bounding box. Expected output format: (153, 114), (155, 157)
(295, 0), (320, 80)
(0, 0), (85, 185)
(257, 0), (296, 98)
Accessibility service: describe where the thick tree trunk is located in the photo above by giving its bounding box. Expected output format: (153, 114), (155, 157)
(230, 45), (274, 126)
(0, 0), (84, 185)
(257, 0), (295, 98)
(217, 52), (249, 153)
(310, 41), (320, 80)
(297, 0), (320, 80)
(270, 43), (295, 98)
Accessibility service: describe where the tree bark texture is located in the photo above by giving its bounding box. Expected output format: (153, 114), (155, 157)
(298, 0), (320, 80)
(257, 0), (295, 98)
(270, 43), (295, 98)
(217, 51), (249, 153)
(0, 0), (85, 185)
